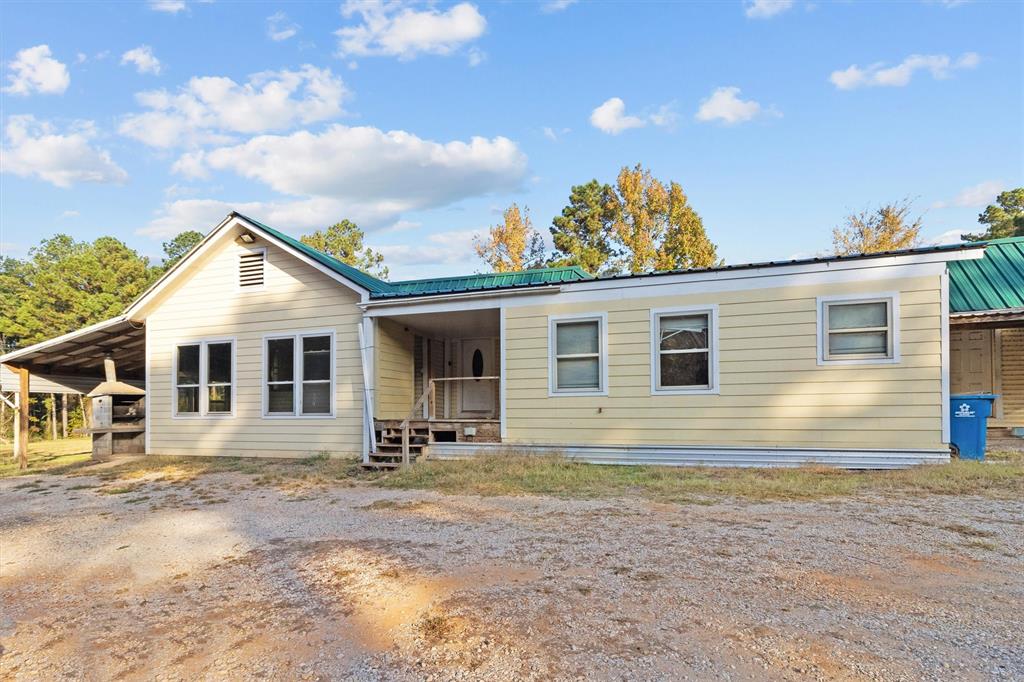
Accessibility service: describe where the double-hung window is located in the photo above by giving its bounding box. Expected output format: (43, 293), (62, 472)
(174, 339), (234, 417)
(651, 306), (718, 394)
(818, 295), (899, 364)
(549, 314), (607, 395)
(264, 331), (334, 416)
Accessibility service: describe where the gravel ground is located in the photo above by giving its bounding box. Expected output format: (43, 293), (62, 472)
(1, 467), (1022, 681)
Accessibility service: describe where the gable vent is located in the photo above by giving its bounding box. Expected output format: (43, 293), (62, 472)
(239, 250), (265, 288)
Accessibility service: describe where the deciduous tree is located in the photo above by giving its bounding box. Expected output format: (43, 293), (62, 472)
(655, 181), (720, 271)
(474, 204), (547, 272)
(962, 188), (1024, 241)
(831, 199), (922, 256)
(300, 219), (389, 279)
(613, 164), (668, 273)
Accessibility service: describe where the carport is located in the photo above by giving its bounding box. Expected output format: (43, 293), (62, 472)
(0, 316), (145, 467)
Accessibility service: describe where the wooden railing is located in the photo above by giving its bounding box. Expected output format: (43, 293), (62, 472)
(399, 376), (500, 465)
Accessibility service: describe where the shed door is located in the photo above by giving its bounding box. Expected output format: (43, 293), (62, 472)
(950, 328), (994, 394)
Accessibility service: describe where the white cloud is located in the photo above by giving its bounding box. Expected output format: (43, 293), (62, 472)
(467, 47), (486, 67)
(3, 45), (70, 96)
(139, 197), (352, 237)
(830, 52), (980, 90)
(149, 0), (186, 13)
(170, 125), (527, 230)
(374, 229), (483, 266)
(119, 65), (347, 148)
(267, 11), (300, 41)
(927, 229), (966, 246)
(541, 0), (578, 13)
(744, 0), (794, 19)
(336, 0), (487, 61)
(933, 180), (1003, 209)
(589, 98), (676, 135)
(589, 97), (646, 134)
(121, 45), (162, 75)
(59, 209), (80, 219)
(1, 115), (128, 188)
(695, 86), (765, 124)
(649, 103), (678, 129)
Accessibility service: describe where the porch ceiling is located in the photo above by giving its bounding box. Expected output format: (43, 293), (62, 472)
(384, 308), (500, 338)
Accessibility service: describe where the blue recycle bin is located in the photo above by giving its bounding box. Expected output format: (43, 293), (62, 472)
(949, 394), (998, 460)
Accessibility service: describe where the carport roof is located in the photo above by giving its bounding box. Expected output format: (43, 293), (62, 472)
(949, 237), (1024, 313)
(0, 315), (145, 379)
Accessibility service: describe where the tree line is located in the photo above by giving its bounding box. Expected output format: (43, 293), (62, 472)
(2, 179), (1022, 354)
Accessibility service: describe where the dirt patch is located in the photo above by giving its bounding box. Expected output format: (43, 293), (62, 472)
(0, 474), (1021, 680)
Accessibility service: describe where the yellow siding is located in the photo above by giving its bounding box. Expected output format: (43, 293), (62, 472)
(998, 329), (1024, 425)
(146, 236), (364, 458)
(504, 275), (944, 450)
(374, 318), (414, 419)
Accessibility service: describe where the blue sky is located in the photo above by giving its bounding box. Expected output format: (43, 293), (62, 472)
(1, 0), (1021, 280)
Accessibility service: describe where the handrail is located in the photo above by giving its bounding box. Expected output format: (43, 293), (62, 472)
(400, 381), (433, 466)
(398, 376), (501, 465)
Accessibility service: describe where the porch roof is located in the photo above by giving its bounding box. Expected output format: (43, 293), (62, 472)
(949, 237), (1024, 313)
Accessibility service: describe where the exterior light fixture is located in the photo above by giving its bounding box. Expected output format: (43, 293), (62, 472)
(237, 232), (256, 244)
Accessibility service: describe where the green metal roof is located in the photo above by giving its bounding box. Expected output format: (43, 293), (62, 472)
(949, 237), (1024, 313)
(381, 266), (593, 298)
(235, 212), (396, 294)
(233, 212), (593, 299)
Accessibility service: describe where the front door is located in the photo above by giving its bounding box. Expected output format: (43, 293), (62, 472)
(460, 338), (495, 416)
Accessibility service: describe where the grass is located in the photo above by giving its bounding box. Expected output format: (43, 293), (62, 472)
(375, 453), (1024, 502)
(0, 438), (92, 479)
(4, 438), (1023, 503)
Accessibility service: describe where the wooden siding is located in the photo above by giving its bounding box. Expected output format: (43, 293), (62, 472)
(147, 236), (364, 458)
(503, 275), (945, 450)
(374, 318), (414, 420)
(998, 329), (1024, 425)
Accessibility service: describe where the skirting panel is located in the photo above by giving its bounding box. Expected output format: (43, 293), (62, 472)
(426, 442), (951, 470)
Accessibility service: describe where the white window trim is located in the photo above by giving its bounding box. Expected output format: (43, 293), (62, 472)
(816, 292), (901, 366)
(548, 312), (609, 397)
(236, 246), (267, 294)
(261, 328), (336, 419)
(649, 305), (720, 395)
(171, 337), (237, 419)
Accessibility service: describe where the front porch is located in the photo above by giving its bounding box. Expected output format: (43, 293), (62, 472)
(368, 307), (503, 468)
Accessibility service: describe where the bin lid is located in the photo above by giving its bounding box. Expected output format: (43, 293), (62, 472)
(950, 393), (999, 401)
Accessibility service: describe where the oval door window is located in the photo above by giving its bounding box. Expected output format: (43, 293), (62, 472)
(472, 348), (484, 379)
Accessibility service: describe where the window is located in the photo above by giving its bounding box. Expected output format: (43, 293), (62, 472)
(238, 249), (265, 289)
(264, 331), (334, 416)
(818, 295), (899, 364)
(549, 314), (606, 395)
(651, 306), (718, 394)
(174, 339), (234, 417)
(176, 344), (200, 414)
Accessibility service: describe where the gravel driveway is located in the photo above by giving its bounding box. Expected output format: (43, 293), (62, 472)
(1, 467), (1021, 681)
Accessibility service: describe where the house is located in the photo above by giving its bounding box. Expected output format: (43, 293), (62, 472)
(1, 212), (988, 468)
(948, 237), (1024, 441)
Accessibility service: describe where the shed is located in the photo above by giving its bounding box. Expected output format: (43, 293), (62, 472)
(948, 237), (1024, 434)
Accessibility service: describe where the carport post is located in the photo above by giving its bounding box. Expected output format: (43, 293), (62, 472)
(16, 366), (29, 468)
